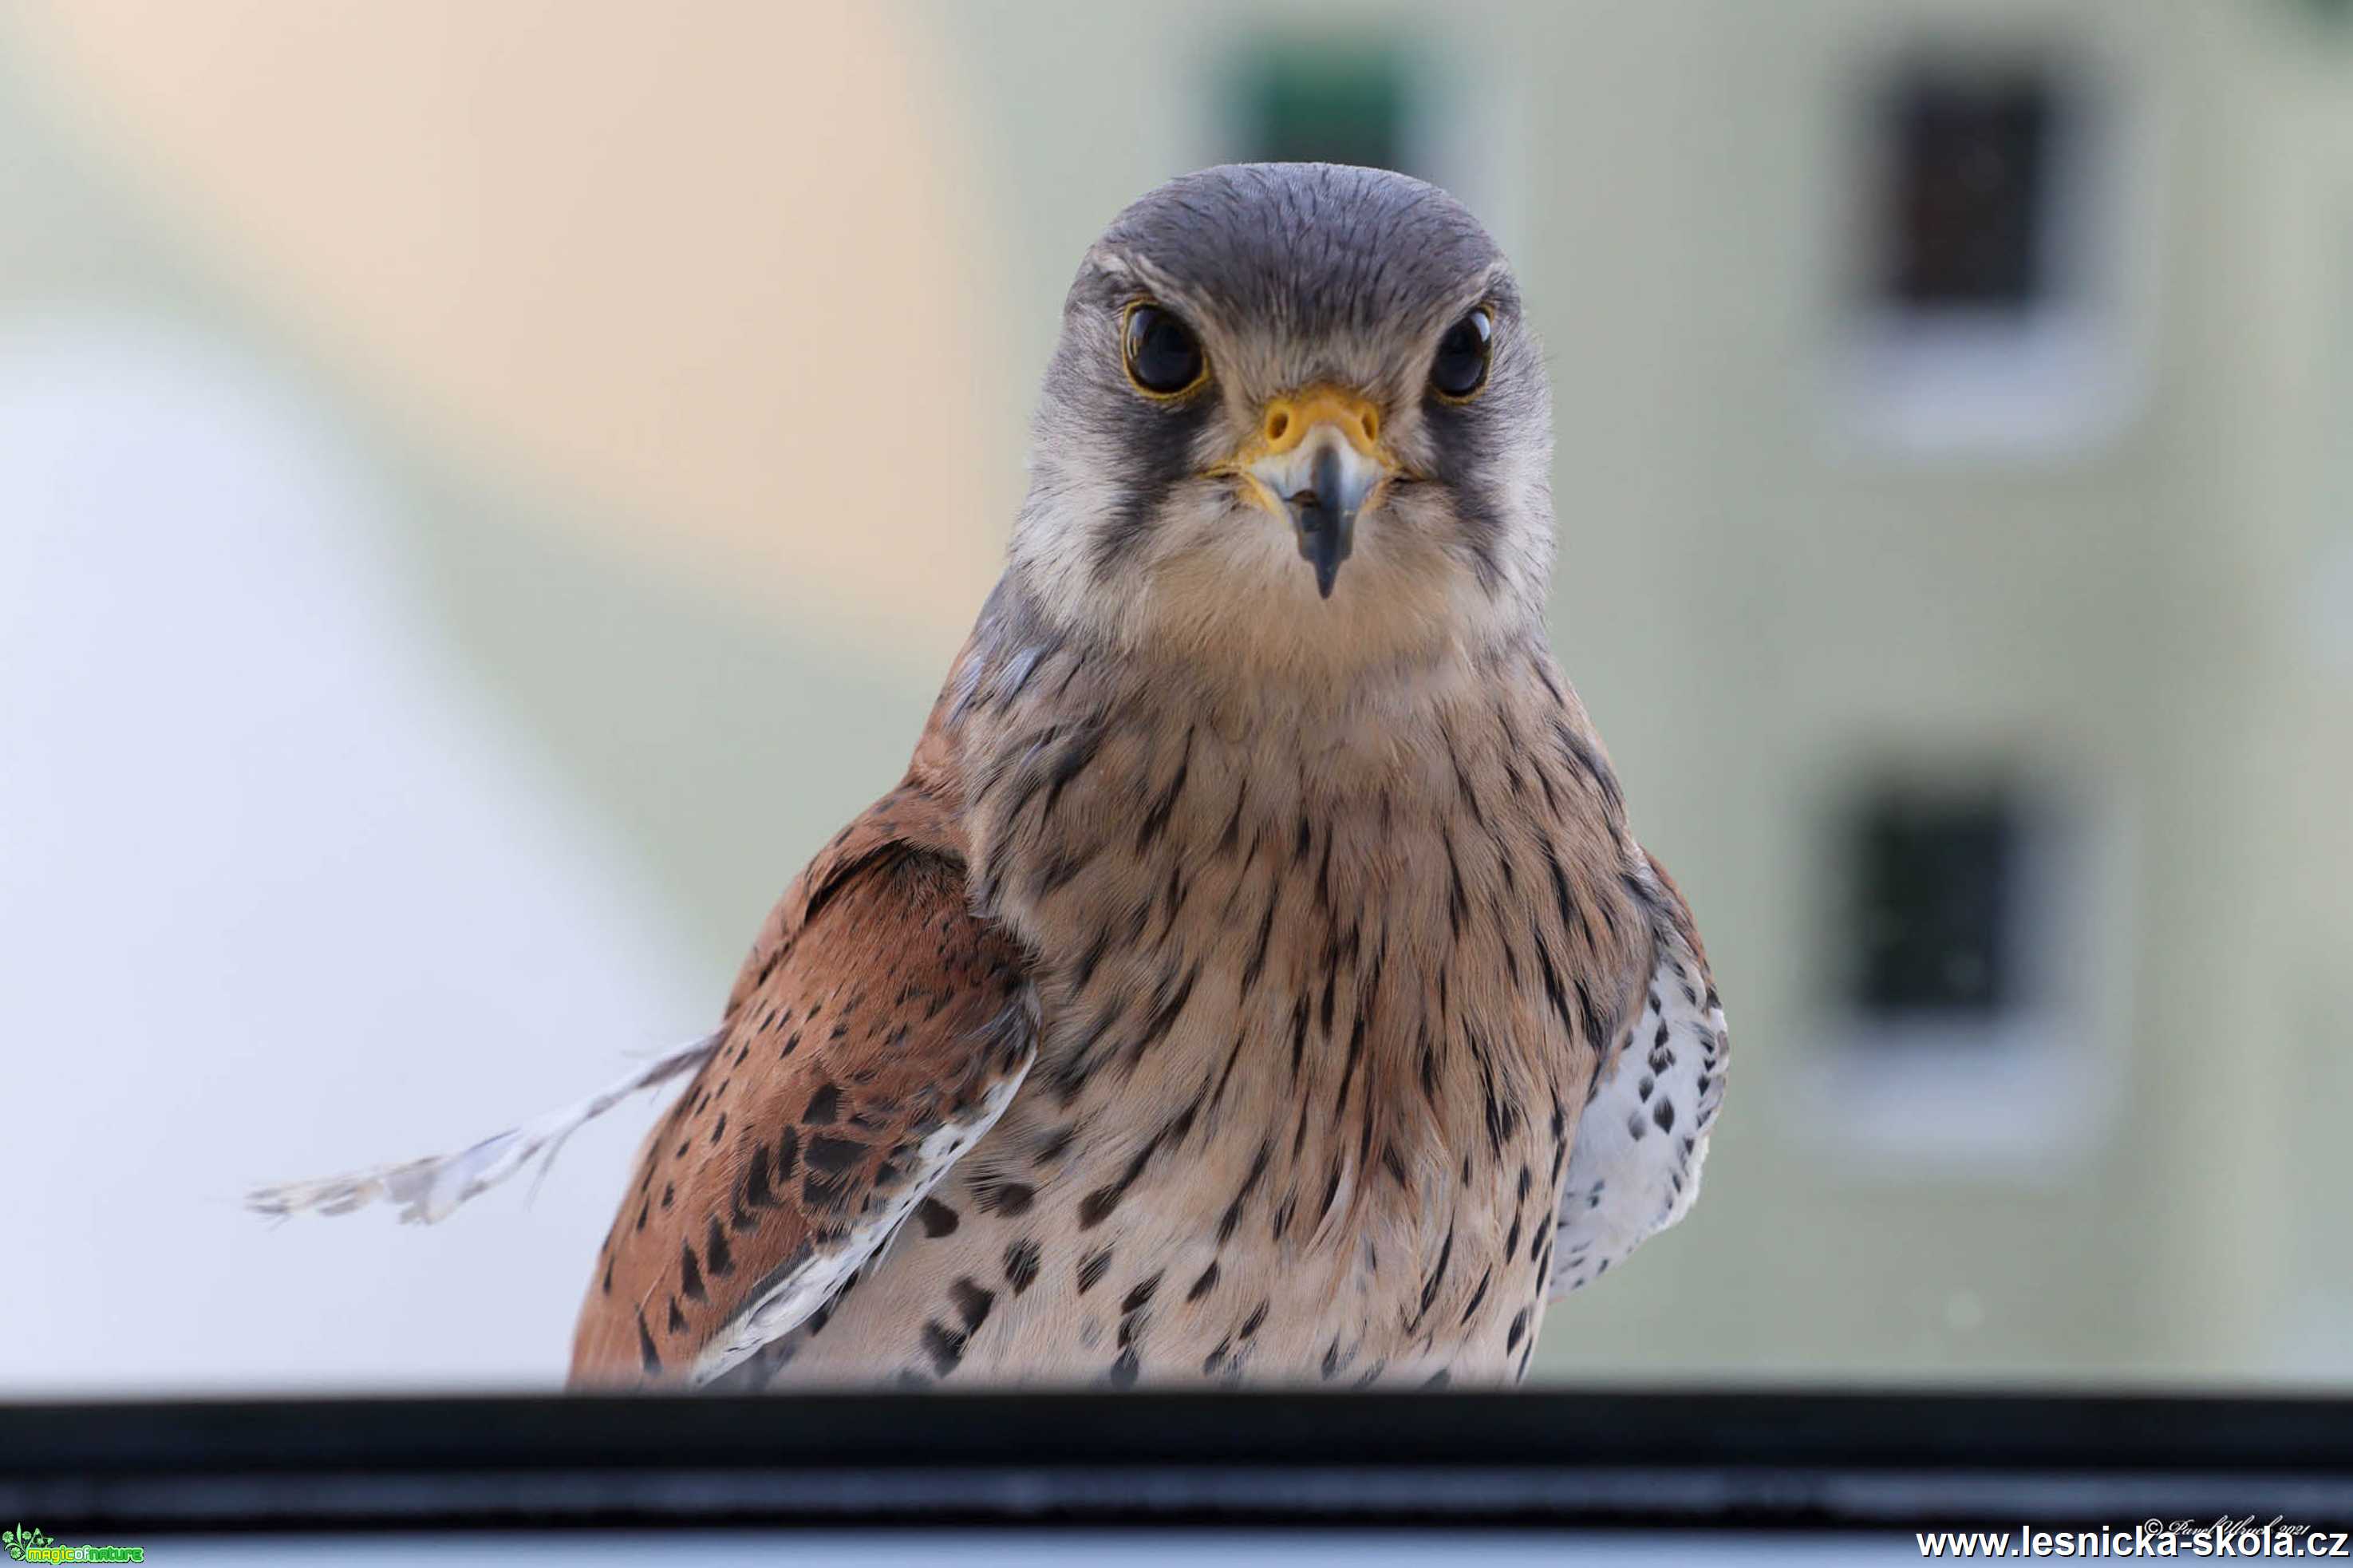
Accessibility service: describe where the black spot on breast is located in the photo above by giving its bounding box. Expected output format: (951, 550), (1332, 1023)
(1003, 1238), (1041, 1294)
(636, 1309), (662, 1375)
(916, 1197), (959, 1238)
(1186, 1262), (1221, 1302)
(1217, 1141), (1273, 1243)
(1382, 1143), (1410, 1187)
(1416, 1225), (1455, 1322)
(803, 1084), (842, 1124)
(1077, 1247), (1113, 1294)
(1506, 1307), (1529, 1350)
(678, 1241), (706, 1302)
(977, 1178), (1037, 1217)
(1040, 724), (1107, 823)
(950, 1276), (996, 1333)
(1459, 1267), (1492, 1326)
(1107, 1347), (1140, 1388)
(921, 1319), (967, 1376)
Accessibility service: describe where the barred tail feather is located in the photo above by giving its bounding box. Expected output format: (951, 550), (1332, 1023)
(247, 1032), (721, 1226)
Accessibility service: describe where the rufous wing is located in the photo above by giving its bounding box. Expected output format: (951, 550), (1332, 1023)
(570, 783), (1036, 1388)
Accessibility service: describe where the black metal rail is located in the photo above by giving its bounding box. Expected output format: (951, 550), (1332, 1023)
(3, 1388), (2349, 1533)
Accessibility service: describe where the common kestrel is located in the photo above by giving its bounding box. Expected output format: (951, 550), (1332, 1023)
(255, 164), (1727, 1391)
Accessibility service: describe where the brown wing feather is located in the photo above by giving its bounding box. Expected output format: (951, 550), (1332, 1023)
(570, 737), (1035, 1387)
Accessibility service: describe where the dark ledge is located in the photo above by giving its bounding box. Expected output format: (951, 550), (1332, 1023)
(2, 1388), (2349, 1533)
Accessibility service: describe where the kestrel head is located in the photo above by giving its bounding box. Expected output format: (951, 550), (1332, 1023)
(1012, 163), (1554, 681)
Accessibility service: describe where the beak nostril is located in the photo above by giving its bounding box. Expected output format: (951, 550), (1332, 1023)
(1265, 409), (1290, 443)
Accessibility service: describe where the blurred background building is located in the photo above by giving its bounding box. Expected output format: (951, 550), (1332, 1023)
(1, 0), (2347, 1394)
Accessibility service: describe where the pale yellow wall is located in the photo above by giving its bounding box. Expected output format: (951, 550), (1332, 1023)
(8, 0), (1015, 669)
(0, 0), (1017, 982)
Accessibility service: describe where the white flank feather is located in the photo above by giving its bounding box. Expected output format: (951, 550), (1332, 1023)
(246, 1032), (721, 1226)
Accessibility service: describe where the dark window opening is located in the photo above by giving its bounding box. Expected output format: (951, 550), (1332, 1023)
(1231, 45), (1414, 176)
(1841, 785), (2023, 1021)
(1874, 67), (2063, 311)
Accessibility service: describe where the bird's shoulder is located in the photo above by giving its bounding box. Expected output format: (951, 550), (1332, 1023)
(721, 691), (976, 1021)
(573, 717), (1040, 1387)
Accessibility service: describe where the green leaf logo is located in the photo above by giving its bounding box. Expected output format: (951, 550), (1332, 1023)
(3, 1523), (53, 1559)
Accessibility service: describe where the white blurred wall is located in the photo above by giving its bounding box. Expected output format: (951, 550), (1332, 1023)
(0, 312), (704, 1392)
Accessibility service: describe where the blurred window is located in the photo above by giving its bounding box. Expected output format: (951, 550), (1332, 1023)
(1835, 49), (2142, 457)
(1234, 45), (1412, 174)
(1878, 70), (2059, 313)
(1845, 788), (2021, 1022)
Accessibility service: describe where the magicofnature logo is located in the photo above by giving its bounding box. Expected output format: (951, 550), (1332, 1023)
(2, 1523), (143, 1563)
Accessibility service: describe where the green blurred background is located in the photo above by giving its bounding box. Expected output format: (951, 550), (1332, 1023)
(2, 0), (2348, 1393)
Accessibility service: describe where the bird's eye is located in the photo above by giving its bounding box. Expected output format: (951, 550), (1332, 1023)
(1123, 304), (1206, 396)
(1430, 307), (1493, 399)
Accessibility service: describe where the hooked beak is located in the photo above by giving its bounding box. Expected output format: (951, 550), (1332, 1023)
(1230, 387), (1393, 599)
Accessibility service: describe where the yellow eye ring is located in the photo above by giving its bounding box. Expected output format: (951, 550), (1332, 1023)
(1122, 301), (1210, 400)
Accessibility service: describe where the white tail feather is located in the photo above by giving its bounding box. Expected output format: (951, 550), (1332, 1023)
(247, 1032), (721, 1226)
